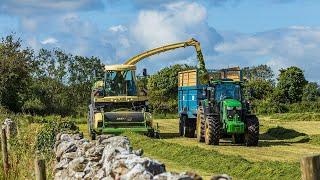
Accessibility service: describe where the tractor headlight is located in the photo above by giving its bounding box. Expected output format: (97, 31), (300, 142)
(227, 106), (233, 110)
(227, 109), (235, 118)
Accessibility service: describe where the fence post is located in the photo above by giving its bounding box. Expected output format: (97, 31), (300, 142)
(35, 158), (46, 180)
(301, 155), (320, 180)
(1, 127), (9, 176)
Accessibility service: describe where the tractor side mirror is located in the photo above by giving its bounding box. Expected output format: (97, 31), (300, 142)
(143, 68), (147, 76)
(209, 88), (215, 102)
(202, 87), (207, 98)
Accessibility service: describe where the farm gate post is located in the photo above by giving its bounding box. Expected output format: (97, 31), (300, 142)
(35, 158), (46, 180)
(301, 154), (320, 180)
(1, 126), (9, 177)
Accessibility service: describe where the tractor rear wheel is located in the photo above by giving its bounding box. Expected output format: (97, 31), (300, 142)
(196, 107), (205, 142)
(245, 115), (259, 146)
(205, 115), (220, 145)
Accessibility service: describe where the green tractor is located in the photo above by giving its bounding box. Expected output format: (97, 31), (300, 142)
(196, 67), (259, 146)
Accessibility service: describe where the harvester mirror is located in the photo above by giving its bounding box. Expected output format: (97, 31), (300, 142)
(143, 68), (147, 76)
(93, 69), (97, 79)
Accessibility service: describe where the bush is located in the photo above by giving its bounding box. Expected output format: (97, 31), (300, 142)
(36, 120), (79, 154)
(253, 99), (288, 114)
(288, 101), (320, 113)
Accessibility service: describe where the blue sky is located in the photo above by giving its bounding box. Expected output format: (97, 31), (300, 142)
(0, 0), (319, 82)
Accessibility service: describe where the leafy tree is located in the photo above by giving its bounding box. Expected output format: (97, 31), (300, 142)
(244, 79), (274, 100)
(302, 82), (319, 102)
(0, 35), (34, 112)
(242, 64), (274, 81)
(147, 64), (193, 114)
(276, 66), (307, 103)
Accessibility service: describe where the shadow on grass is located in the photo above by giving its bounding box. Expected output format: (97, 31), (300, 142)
(260, 126), (307, 140)
(158, 126), (311, 147)
(259, 126), (310, 147)
(159, 132), (180, 139)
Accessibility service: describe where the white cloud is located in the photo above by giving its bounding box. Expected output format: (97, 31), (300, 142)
(41, 37), (58, 45)
(108, 25), (127, 33)
(129, 1), (222, 71)
(0, 0), (104, 16)
(214, 26), (320, 83)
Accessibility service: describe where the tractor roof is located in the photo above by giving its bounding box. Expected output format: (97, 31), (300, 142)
(211, 79), (243, 85)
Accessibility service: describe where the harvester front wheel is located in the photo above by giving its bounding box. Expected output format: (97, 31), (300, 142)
(87, 111), (96, 140)
(205, 115), (220, 145)
(196, 107), (205, 142)
(245, 115), (259, 146)
(90, 132), (96, 140)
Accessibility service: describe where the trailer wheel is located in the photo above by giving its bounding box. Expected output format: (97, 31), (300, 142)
(179, 115), (184, 136)
(205, 115), (220, 145)
(196, 107), (205, 142)
(245, 115), (259, 146)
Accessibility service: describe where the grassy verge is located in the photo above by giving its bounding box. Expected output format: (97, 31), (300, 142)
(0, 114), (54, 179)
(124, 132), (300, 180)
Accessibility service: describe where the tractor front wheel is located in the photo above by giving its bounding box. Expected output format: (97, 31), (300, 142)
(196, 107), (205, 142)
(245, 115), (259, 146)
(205, 115), (220, 145)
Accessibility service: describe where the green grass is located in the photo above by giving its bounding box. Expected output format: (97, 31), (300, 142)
(268, 112), (320, 121)
(152, 113), (179, 119)
(309, 135), (320, 146)
(124, 132), (300, 180)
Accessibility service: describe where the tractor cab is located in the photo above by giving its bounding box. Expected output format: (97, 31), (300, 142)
(213, 81), (242, 102)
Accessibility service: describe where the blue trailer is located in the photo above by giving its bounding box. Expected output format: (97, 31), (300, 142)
(178, 69), (206, 137)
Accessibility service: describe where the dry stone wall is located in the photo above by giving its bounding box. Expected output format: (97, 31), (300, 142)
(54, 133), (199, 179)
(54, 133), (231, 180)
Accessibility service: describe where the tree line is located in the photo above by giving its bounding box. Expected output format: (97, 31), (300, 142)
(0, 35), (319, 116)
(0, 35), (104, 116)
(147, 64), (320, 114)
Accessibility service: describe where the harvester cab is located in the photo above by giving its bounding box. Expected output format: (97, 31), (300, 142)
(88, 64), (154, 140)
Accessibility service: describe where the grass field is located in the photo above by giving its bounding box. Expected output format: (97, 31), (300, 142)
(71, 114), (320, 179)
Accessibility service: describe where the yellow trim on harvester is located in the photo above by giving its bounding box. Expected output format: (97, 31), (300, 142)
(104, 64), (136, 71)
(94, 95), (148, 103)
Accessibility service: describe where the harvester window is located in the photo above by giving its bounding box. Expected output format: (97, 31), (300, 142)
(105, 70), (137, 96)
